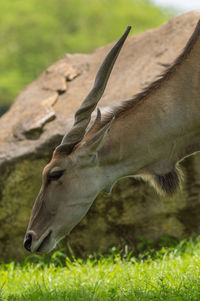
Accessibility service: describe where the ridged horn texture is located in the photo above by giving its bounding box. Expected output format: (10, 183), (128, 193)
(86, 108), (102, 135)
(56, 26), (131, 154)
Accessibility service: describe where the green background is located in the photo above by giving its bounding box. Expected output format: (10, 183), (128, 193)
(0, 0), (172, 115)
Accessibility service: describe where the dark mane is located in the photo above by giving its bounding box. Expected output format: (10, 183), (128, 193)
(92, 19), (200, 132)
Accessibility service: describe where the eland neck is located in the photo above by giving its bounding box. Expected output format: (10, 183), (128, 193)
(95, 77), (200, 194)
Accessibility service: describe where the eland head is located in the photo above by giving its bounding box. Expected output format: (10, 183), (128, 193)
(24, 27), (131, 253)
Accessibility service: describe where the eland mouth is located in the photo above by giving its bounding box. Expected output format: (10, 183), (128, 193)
(24, 230), (53, 253)
(36, 230), (52, 252)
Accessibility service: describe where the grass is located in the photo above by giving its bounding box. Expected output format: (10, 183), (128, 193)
(1, 237), (200, 300)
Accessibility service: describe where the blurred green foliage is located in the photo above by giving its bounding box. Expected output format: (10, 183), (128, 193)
(0, 0), (172, 112)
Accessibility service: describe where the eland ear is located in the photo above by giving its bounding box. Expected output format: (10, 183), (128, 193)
(85, 116), (115, 154)
(76, 117), (115, 166)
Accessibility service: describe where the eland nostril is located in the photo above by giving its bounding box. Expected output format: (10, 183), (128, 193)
(24, 233), (32, 252)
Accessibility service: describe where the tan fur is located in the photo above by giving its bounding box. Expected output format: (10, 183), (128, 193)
(25, 21), (200, 254)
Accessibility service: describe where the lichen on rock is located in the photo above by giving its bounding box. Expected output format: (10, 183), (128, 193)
(0, 158), (48, 260)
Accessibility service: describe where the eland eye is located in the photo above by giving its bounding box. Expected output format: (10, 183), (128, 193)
(48, 170), (64, 182)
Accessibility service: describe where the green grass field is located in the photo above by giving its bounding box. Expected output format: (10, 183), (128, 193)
(1, 237), (200, 300)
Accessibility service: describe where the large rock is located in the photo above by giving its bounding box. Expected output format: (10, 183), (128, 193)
(1, 11), (200, 260)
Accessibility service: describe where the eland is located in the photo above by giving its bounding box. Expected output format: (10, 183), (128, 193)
(24, 22), (200, 253)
